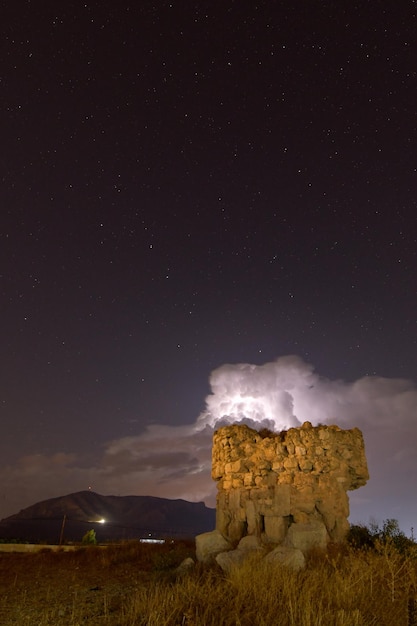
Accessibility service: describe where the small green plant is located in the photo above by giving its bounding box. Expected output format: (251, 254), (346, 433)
(81, 529), (97, 545)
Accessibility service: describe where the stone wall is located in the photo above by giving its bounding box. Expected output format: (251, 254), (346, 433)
(212, 421), (369, 544)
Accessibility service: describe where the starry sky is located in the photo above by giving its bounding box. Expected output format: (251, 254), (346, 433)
(2, 1), (417, 532)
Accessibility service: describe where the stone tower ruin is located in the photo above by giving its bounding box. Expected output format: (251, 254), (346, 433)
(212, 421), (369, 546)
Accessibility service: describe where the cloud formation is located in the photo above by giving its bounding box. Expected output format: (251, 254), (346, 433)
(1, 355), (416, 533)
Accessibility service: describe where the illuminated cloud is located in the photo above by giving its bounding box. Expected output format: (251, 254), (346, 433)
(197, 355), (318, 429)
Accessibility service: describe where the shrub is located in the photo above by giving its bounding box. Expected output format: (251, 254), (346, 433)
(348, 518), (416, 555)
(81, 529), (97, 545)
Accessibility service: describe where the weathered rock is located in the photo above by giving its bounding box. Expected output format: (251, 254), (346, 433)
(212, 422), (369, 545)
(215, 549), (249, 572)
(237, 535), (263, 551)
(195, 529), (233, 563)
(215, 537), (265, 572)
(262, 514), (287, 544)
(284, 520), (328, 552)
(264, 546), (306, 571)
(175, 557), (195, 575)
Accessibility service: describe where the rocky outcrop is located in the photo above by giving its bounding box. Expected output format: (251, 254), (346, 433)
(212, 422), (369, 547)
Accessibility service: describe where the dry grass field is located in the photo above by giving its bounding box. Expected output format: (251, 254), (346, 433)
(0, 538), (416, 625)
(0, 540), (193, 625)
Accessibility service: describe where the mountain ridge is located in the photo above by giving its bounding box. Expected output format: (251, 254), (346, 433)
(0, 491), (216, 542)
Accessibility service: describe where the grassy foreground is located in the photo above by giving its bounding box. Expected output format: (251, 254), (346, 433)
(0, 538), (416, 625)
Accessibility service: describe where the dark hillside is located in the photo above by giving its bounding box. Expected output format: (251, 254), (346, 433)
(0, 491), (215, 543)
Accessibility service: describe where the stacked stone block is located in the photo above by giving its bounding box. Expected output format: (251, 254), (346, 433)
(212, 421), (369, 544)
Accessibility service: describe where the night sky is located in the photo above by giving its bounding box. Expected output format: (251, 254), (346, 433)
(2, 2), (417, 532)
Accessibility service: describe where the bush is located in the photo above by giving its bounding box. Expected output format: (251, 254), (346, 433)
(347, 523), (376, 549)
(81, 529), (97, 545)
(348, 518), (416, 555)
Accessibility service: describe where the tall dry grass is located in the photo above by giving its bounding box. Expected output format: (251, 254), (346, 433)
(123, 542), (417, 626)
(1, 539), (416, 625)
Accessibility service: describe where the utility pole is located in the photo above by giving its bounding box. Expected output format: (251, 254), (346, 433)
(59, 514), (67, 546)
